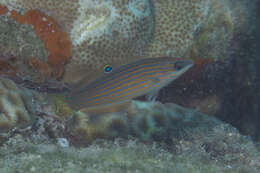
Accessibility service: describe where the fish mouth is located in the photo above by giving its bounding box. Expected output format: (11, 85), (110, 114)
(174, 59), (194, 71)
(183, 60), (194, 72)
(184, 59), (194, 68)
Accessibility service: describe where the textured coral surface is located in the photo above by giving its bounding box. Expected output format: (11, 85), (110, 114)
(0, 0), (258, 148)
(10, 9), (72, 79)
(0, 105), (260, 172)
(0, 0), (250, 85)
(65, 101), (222, 145)
(0, 77), (36, 132)
(64, 0), (154, 83)
(146, 0), (210, 57)
(0, 0), (154, 83)
(0, 13), (48, 80)
(0, 6), (71, 82)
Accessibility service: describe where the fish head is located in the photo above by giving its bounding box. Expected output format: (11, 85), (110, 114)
(172, 59), (193, 73)
(158, 58), (194, 81)
(66, 57), (194, 111)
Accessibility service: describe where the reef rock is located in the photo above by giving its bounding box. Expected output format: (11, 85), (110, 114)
(66, 100), (221, 146)
(188, 0), (252, 61)
(0, 0), (154, 84)
(65, 0), (154, 84)
(0, 0), (251, 85)
(0, 77), (41, 132)
(145, 0), (211, 58)
(0, 14), (49, 82)
(0, 100), (260, 172)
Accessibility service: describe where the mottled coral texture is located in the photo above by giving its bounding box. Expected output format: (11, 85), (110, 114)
(10, 9), (72, 79)
(64, 0), (154, 83)
(0, 78), (35, 132)
(0, 0), (249, 84)
(0, 0), (155, 83)
(146, 0), (210, 57)
(66, 101), (204, 145)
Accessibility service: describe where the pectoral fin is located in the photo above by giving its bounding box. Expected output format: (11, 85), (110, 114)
(145, 89), (160, 102)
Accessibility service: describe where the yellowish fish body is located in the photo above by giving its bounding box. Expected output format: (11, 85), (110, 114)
(67, 57), (193, 111)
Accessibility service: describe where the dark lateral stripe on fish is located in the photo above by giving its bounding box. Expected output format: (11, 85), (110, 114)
(104, 58), (171, 81)
(75, 61), (161, 93)
(84, 78), (153, 103)
(85, 71), (176, 107)
(78, 59), (173, 93)
(96, 67), (172, 94)
(68, 57), (194, 110)
(84, 69), (174, 101)
(90, 73), (176, 99)
(74, 66), (170, 99)
(84, 65), (169, 94)
(83, 72), (177, 105)
(84, 80), (154, 106)
(74, 67), (178, 106)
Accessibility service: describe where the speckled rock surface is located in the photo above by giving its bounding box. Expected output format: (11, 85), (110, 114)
(145, 0), (211, 57)
(0, 14), (49, 81)
(0, 104), (260, 173)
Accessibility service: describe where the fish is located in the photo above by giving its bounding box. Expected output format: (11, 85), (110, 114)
(67, 57), (193, 111)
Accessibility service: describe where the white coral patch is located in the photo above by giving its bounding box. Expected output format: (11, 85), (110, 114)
(127, 0), (151, 18)
(70, 0), (120, 46)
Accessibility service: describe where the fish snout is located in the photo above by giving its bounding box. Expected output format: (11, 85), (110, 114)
(173, 59), (194, 71)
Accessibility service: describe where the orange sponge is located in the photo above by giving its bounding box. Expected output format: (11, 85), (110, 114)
(10, 9), (71, 79)
(0, 5), (8, 15)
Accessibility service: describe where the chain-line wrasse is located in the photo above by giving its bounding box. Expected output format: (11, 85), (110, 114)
(67, 57), (193, 111)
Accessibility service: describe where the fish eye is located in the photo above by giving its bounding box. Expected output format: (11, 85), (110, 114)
(104, 65), (113, 73)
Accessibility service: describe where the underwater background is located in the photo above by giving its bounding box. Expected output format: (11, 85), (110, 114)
(0, 0), (259, 172)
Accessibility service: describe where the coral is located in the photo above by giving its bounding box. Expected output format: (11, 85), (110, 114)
(64, 0), (154, 84)
(28, 57), (52, 80)
(1, 106), (260, 172)
(66, 110), (129, 145)
(50, 94), (73, 120)
(0, 77), (36, 132)
(145, 0), (211, 57)
(188, 0), (244, 61)
(0, 13), (49, 82)
(0, 4), (7, 14)
(65, 100), (220, 145)
(0, 0), (154, 84)
(10, 9), (72, 79)
(0, 3), (72, 81)
(0, 0), (252, 84)
(185, 0), (252, 62)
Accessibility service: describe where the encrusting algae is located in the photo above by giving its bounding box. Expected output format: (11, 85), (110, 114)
(0, 5), (71, 80)
(0, 77), (36, 132)
(0, 4), (7, 15)
(10, 9), (72, 79)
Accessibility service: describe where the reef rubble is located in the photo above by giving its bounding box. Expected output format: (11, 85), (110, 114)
(0, 79), (259, 172)
(0, 100), (260, 172)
